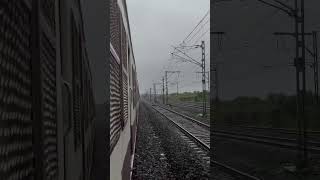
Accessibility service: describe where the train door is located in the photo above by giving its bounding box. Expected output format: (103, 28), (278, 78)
(59, 3), (84, 179)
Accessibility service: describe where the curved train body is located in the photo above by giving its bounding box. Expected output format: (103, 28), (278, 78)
(109, 0), (140, 180)
(0, 0), (95, 179)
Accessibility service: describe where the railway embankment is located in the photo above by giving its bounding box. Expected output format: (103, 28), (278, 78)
(132, 102), (209, 179)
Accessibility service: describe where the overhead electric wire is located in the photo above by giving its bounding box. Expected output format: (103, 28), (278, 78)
(182, 10), (210, 43)
(194, 28), (210, 45)
(273, 0), (293, 10)
(255, 0), (292, 16)
(171, 53), (201, 67)
(185, 19), (210, 44)
(172, 47), (202, 66)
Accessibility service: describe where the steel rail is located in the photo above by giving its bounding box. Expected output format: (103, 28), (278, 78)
(152, 104), (261, 180)
(151, 104), (210, 151)
(158, 104), (320, 153)
(212, 161), (262, 180)
(170, 103), (210, 110)
(159, 105), (210, 128)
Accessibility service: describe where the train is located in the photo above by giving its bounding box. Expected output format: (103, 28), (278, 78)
(109, 0), (140, 179)
(0, 0), (139, 179)
(0, 0), (95, 179)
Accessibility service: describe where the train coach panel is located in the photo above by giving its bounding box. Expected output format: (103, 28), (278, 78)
(110, 0), (140, 179)
(59, 0), (96, 179)
(0, 1), (34, 178)
(0, 1), (95, 179)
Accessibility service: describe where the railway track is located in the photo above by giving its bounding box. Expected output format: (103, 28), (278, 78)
(151, 104), (262, 180)
(165, 105), (320, 153)
(169, 103), (320, 151)
(155, 102), (320, 179)
(230, 125), (320, 136)
(170, 102), (210, 111)
(152, 104), (210, 151)
(213, 129), (320, 153)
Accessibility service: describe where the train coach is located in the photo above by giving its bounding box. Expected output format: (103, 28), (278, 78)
(0, 0), (95, 179)
(110, 0), (140, 179)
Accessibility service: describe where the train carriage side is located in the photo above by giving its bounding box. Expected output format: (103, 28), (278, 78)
(0, 0), (95, 179)
(58, 0), (96, 179)
(110, 0), (140, 179)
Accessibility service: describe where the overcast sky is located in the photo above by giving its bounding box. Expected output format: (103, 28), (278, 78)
(212, 0), (320, 100)
(127, 0), (210, 94)
(81, 0), (320, 103)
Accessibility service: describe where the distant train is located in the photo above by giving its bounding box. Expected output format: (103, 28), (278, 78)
(0, 1), (95, 179)
(109, 0), (140, 179)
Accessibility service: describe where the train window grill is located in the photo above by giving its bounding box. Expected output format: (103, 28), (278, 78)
(41, 0), (56, 33)
(110, 52), (122, 153)
(121, 20), (127, 70)
(110, 0), (121, 56)
(122, 72), (128, 126)
(0, 1), (34, 178)
(40, 31), (58, 179)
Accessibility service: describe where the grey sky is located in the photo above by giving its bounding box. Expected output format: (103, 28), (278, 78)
(213, 0), (320, 100)
(80, 0), (320, 103)
(127, 0), (210, 94)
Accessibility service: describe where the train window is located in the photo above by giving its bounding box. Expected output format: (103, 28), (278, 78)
(110, 0), (121, 56)
(110, 52), (123, 153)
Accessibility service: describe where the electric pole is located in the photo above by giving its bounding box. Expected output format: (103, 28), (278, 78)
(274, 31), (318, 105)
(150, 88), (152, 102)
(294, 0), (307, 168)
(165, 71), (181, 105)
(201, 41), (207, 117)
(153, 84), (156, 103)
(162, 77), (165, 104)
(273, 29), (312, 167)
(312, 31), (318, 104)
(170, 82), (179, 96)
(153, 82), (162, 103)
(196, 71), (210, 93)
(165, 71), (168, 104)
(176, 82), (179, 95)
(252, 0), (309, 168)
(211, 32), (225, 102)
(171, 42), (207, 116)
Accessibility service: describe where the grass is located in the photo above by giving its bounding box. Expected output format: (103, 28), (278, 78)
(214, 92), (320, 131)
(168, 91), (209, 103)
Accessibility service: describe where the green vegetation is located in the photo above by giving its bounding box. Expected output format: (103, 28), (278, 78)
(168, 91), (209, 103)
(215, 92), (320, 131)
(166, 91), (320, 130)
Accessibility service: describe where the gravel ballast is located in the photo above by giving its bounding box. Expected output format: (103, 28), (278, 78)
(132, 101), (209, 179)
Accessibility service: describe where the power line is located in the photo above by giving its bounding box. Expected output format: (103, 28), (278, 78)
(182, 10), (210, 43)
(255, 0), (293, 16)
(194, 28), (210, 45)
(186, 19), (210, 44)
(172, 46), (202, 66)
